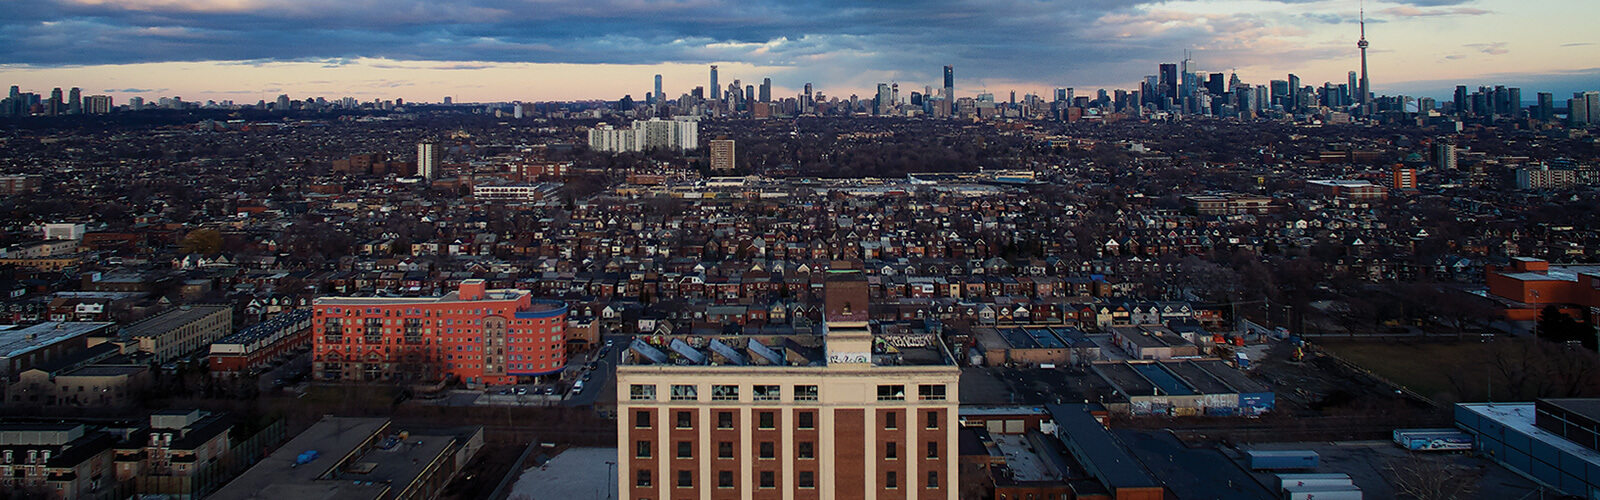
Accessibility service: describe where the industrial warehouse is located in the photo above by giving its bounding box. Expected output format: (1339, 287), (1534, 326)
(1092, 359), (1274, 416)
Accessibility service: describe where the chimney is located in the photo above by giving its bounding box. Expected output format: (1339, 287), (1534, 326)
(459, 279), (487, 301)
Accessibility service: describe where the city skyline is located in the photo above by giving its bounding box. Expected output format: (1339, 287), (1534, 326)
(0, 0), (1596, 103)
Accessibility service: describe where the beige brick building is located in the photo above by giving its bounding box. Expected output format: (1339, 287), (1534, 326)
(616, 275), (959, 499)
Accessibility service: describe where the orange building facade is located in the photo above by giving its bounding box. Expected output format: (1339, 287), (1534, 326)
(1485, 258), (1599, 321)
(312, 279), (568, 386)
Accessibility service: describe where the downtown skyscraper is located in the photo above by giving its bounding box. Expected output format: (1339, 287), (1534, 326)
(709, 65), (719, 100)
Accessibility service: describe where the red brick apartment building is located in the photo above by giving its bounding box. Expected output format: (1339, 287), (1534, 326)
(312, 279), (568, 386)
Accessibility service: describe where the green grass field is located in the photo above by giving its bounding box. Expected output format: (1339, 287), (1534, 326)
(1316, 339), (1489, 403)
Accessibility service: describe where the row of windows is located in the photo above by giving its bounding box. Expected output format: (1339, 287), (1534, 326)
(636, 439), (939, 460)
(634, 469), (938, 489)
(635, 409), (941, 430)
(629, 383), (944, 402)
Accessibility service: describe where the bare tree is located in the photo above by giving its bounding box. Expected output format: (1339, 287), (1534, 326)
(1384, 457), (1482, 500)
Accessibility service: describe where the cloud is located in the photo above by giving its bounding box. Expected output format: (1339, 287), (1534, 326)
(104, 87), (162, 92)
(1466, 42), (1509, 55)
(1380, 6), (1492, 17)
(1561, 42), (1594, 47)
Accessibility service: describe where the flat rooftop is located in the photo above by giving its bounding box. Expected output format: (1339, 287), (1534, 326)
(123, 305), (230, 338)
(0, 322), (115, 359)
(1461, 403), (1600, 475)
(314, 288), (530, 306)
(210, 417), (392, 500)
(624, 325), (953, 368)
(1046, 403), (1160, 490)
(1499, 265), (1600, 283)
(1540, 399), (1600, 422)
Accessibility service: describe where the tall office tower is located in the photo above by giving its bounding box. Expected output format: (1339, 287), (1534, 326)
(1507, 88), (1522, 119)
(1357, 1), (1371, 109)
(1583, 91), (1599, 124)
(129, 96), (144, 111)
(1206, 73), (1225, 95)
(875, 83), (891, 115)
(745, 85), (754, 106)
(1572, 97), (1591, 127)
(6, 86), (16, 100)
(759, 78), (771, 102)
(443, 96), (453, 105)
(1254, 86), (1271, 113)
(1492, 86), (1508, 116)
(1287, 74), (1301, 112)
(1054, 88), (1067, 103)
(67, 87), (81, 114)
(1537, 93), (1555, 121)
(416, 140), (442, 179)
(654, 74), (663, 105)
(1158, 64), (1178, 101)
(1454, 86), (1469, 116)
(709, 139), (736, 173)
(1432, 142), (1457, 170)
(943, 65), (954, 99)
(1141, 76), (1157, 105)
(47, 88), (63, 115)
(1348, 72), (1359, 104)
(276, 94), (291, 111)
(709, 65), (719, 100)
(312, 280), (568, 385)
(895, 84), (902, 105)
(1179, 53), (1196, 102)
(1007, 90), (1014, 105)
(615, 274), (960, 500)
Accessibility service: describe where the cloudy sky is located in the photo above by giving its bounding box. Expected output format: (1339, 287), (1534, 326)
(0, 0), (1594, 104)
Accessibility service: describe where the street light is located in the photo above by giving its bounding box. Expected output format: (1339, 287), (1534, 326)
(604, 461), (616, 500)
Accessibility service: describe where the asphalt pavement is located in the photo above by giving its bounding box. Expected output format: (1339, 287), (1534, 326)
(564, 341), (622, 407)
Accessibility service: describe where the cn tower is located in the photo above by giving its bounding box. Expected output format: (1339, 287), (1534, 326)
(1358, 0), (1370, 110)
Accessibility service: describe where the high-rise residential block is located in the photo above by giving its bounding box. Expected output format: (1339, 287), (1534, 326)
(417, 140), (442, 179)
(709, 139), (736, 173)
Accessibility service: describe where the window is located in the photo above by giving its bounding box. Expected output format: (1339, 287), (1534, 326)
(636, 470), (651, 487)
(918, 384), (946, 401)
(885, 411), (898, 430)
(718, 470), (734, 488)
(635, 440), (651, 458)
(886, 471), (898, 489)
(676, 441), (692, 459)
(630, 384), (656, 401)
(635, 410), (651, 428)
(927, 441), (939, 459)
(877, 384), (906, 401)
(794, 384), (819, 401)
(797, 411), (815, 429)
(927, 471), (940, 488)
(753, 385), (780, 401)
(758, 411), (775, 429)
(718, 441), (733, 459)
(759, 441), (775, 459)
(797, 441), (815, 459)
(926, 410), (941, 429)
(676, 411), (692, 429)
(717, 412), (734, 429)
(886, 441), (898, 459)
(759, 470), (775, 488)
(670, 384), (697, 401)
(711, 385), (739, 401)
(798, 470), (815, 488)
(677, 470), (693, 488)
